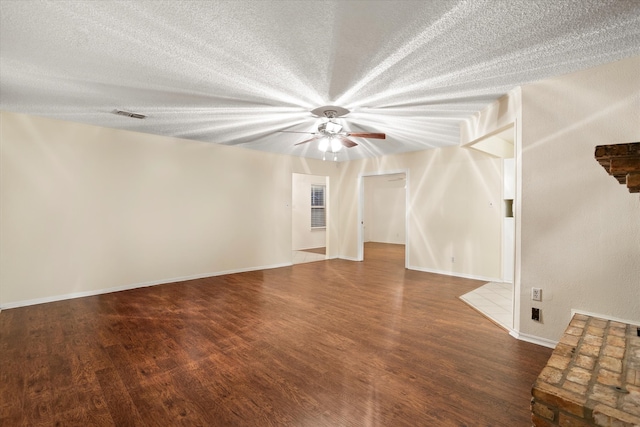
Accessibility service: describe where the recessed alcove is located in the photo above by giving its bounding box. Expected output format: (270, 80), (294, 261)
(504, 199), (514, 218)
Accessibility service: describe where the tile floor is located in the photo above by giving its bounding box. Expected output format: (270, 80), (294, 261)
(292, 250), (326, 264)
(460, 281), (513, 331)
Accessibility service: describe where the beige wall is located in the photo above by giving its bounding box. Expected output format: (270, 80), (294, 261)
(1, 109), (503, 308)
(0, 111), (340, 307)
(338, 148), (503, 280)
(518, 56), (640, 341)
(464, 56), (640, 343)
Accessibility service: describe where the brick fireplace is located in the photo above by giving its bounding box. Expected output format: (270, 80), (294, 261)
(594, 142), (640, 193)
(530, 142), (640, 425)
(531, 314), (640, 426)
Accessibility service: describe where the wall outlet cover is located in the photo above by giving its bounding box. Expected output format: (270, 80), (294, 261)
(531, 287), (542, 301)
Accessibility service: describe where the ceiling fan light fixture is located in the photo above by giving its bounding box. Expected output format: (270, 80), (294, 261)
(284, 105), (383, 158)
(318, 138), (329, 152)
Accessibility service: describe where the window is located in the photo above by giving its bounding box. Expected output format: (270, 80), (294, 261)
(311, 185), (326, 228)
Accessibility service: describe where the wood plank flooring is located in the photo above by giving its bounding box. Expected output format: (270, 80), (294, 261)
(0, 243), (552, 426)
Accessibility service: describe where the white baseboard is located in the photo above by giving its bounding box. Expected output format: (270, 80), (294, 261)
(571, 309), (640, 327)
(407, 265), (501, 283)
(0, 262), (292, 310)
(507, 308), (640, 350)
(339, 256), (361, 262)
(510, 330), (557, 349)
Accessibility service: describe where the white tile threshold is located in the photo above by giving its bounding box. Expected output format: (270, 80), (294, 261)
(460, 281), (513, 331)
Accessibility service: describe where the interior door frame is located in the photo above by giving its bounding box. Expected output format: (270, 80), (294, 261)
(357, 169), (410, 268)
(291, 172), (329, 262)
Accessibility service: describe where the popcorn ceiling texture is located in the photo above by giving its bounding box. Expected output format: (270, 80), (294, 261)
(1, 0), (639, 161)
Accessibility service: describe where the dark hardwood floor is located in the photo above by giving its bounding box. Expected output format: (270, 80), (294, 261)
(0, 243), (551, 426)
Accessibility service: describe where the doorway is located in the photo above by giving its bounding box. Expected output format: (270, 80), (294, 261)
(358, 171), (409, 267)
(292, 173), (328, 264)
(460, 124), (516, 331)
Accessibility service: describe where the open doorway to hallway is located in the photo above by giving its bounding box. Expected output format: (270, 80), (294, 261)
(360, 172), (407, 267)
(292, 173), (328, 264)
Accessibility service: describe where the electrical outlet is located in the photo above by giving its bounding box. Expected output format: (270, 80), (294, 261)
(451, 256), (455, 263)
(531, 287), (542, 301)
(532, 307), (540, 322)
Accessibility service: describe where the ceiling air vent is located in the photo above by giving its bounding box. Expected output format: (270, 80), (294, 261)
(113, 109), (146, 119)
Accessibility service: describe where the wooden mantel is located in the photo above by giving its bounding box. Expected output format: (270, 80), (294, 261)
(595, 142), (640, 193)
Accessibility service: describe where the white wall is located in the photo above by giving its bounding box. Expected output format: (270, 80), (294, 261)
(0, 110), (503, 308)
(518, 56), (640, 341)
(292, 173), (327, 250)
(0, 111), (340, 308)
(363, 174), (406, 244)
(338, 148), (503, 280)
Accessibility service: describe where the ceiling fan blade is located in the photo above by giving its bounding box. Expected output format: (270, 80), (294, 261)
(294, 136), (321, 146)
(347, 132), (386, 139)
(339, 137), (358, 148)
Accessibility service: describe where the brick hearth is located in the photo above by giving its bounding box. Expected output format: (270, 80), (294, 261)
(531, 314), (640, 426)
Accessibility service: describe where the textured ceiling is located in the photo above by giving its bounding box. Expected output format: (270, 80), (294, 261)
(1, 0), (639, 161)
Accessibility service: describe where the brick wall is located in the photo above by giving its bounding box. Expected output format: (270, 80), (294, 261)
(531, 314), (640, 427)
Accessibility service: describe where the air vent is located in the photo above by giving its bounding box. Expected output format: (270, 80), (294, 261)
(113, 109), (146, 119)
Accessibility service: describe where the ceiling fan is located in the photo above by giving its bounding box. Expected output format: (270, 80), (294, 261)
(280, 106), (385, 156)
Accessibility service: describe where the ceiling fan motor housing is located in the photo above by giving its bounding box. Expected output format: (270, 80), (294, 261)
(318, 121), (343, 134)
(311, 105), (350, 118)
